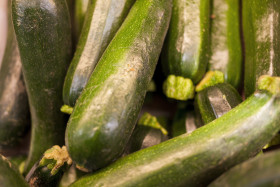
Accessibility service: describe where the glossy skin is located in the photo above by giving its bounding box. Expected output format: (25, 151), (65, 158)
(209, 0), (242, 89)
(209, 150), (280, 187)
(0, 155), (29, 187)
(161, 0), (211, 83)
(71, 90), (280, 187)
(243, 0), (280, 97)
(0, 0), (29, 149)
(63, 0), (136, 106)
(195, 83), (242, 125)
(66, 0), (172, 171)
(12, 0), (72, 174)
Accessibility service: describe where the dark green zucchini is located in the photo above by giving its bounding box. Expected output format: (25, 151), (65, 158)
(25, 146), (72, 187)
(12, 0), (72, 174)
(161, 0), (211, 83)
(209, 0), (242, 89)
(0, 154), (29, 187)
(195, 83), (242, 125)
(66, 0), (172, 171)
(73, 0), (89, 41)
(63, 0), (136, 106)
(70, 76), (280, 187)
(0, 0), (30, 149)
(243, 0), (280, 97)
(123, 125), (168, 156)
(209, 150), (280, 187)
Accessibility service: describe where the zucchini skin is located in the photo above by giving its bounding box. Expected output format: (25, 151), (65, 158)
(63, 0), (136, 106)
(195, 83), (242, 125)
(12, 0), (72, 174)
(161, 0), (211, 83)
(209, 150), (280, 187)
(209, 0), (242, 89)
(66, 0), (172, 171)
(73, 0), (89, 41)
(0, 0), (30, 148)
(71, 90), (280, 187)
(0, 154), (29, 187)
(243, 0), (280, 97)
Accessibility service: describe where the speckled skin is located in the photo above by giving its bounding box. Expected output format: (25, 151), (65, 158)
(209, 150), (280, 187)
(209, 0), (242, 89)
(63, 0), (136, 107)
(161, 0), (211, 83)
(66, 0), (172, 171)
(71, 90), (280, 187)
(0, 0), (30, 149)
(12, 0), (72, 174)
(243, 0), (280, 97)
(195, 83), (242, 125)
(0, 154), (29, 187)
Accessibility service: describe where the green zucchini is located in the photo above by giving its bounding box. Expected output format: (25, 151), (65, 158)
(25, 146), (72, 187)
(243, 0), (280, 97)
(195, 83), (242, 125)
(66, 0), (172, 171)
(123, 125), (168, 156)
(63, 0), (136, 106)
(0, 154), (29, 187)
(209, 0), (242, 89)
(12, 0), (72, 174)
(73, 0), (89, 41)
(70, 76), (280, 187)
(209, 150), (280, 187)
(0, 0), (30, 149)
(161, 0), (211, 83)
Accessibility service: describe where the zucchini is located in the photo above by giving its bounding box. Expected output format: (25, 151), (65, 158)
(209, 0), (242, 89)
(0, 154), (29, 187)
(63, 0), (136, 106)
(209, 150), (280, 187)
(243, 0), (280, 97)
(70, 76), (280, 187)
(73, 0), (89, 41)
(161, 0), (211, 83)
(25, 146), (72, 187)
(195, 83), (242, 125)
(66, 0), (172, 171)
(0, 0), (30, 148)
(12, 0), (72, 174)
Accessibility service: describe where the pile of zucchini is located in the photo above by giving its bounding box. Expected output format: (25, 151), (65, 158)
(1, 0), (280, 186)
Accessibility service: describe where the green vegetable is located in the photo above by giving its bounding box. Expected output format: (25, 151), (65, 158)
(209, 0), (242, 89)
(0, 154), (28, 187)
(73, 0), (89, 41)
(243, 0), (280, 97)
(63, 0), (136, 106)
(70, 76), (280, 187)
(195, 83), (242, 125)
(161, 0), (211, 83)
(12, 0), (72, 174)
(25, 146), (72, 187)
(195, 71), (225, 92)
(209, 150), (280, 187)
(138, 112), (168, 135)
(163, 75), (195, 101)
(66, 0), (172, 171)
(0, 0), (29, 148)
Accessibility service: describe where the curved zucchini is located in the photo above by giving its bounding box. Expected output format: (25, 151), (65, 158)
(73, 0), (89, 41)
(209, 150), (280, 187)
(161, 0), (211, 83)
(0, 154), (29, 187)
(63, 0), (136, 106)
(0, 0), (30, 149)
(195, 83), (242, 125)
(12, 0), (72, 174)
(70, 77), (280, 187)
(25, 146), (72, 187)
(209, 0), (242, 89)
(243, 0), (280, 97)
(66, 0), (172, 171)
